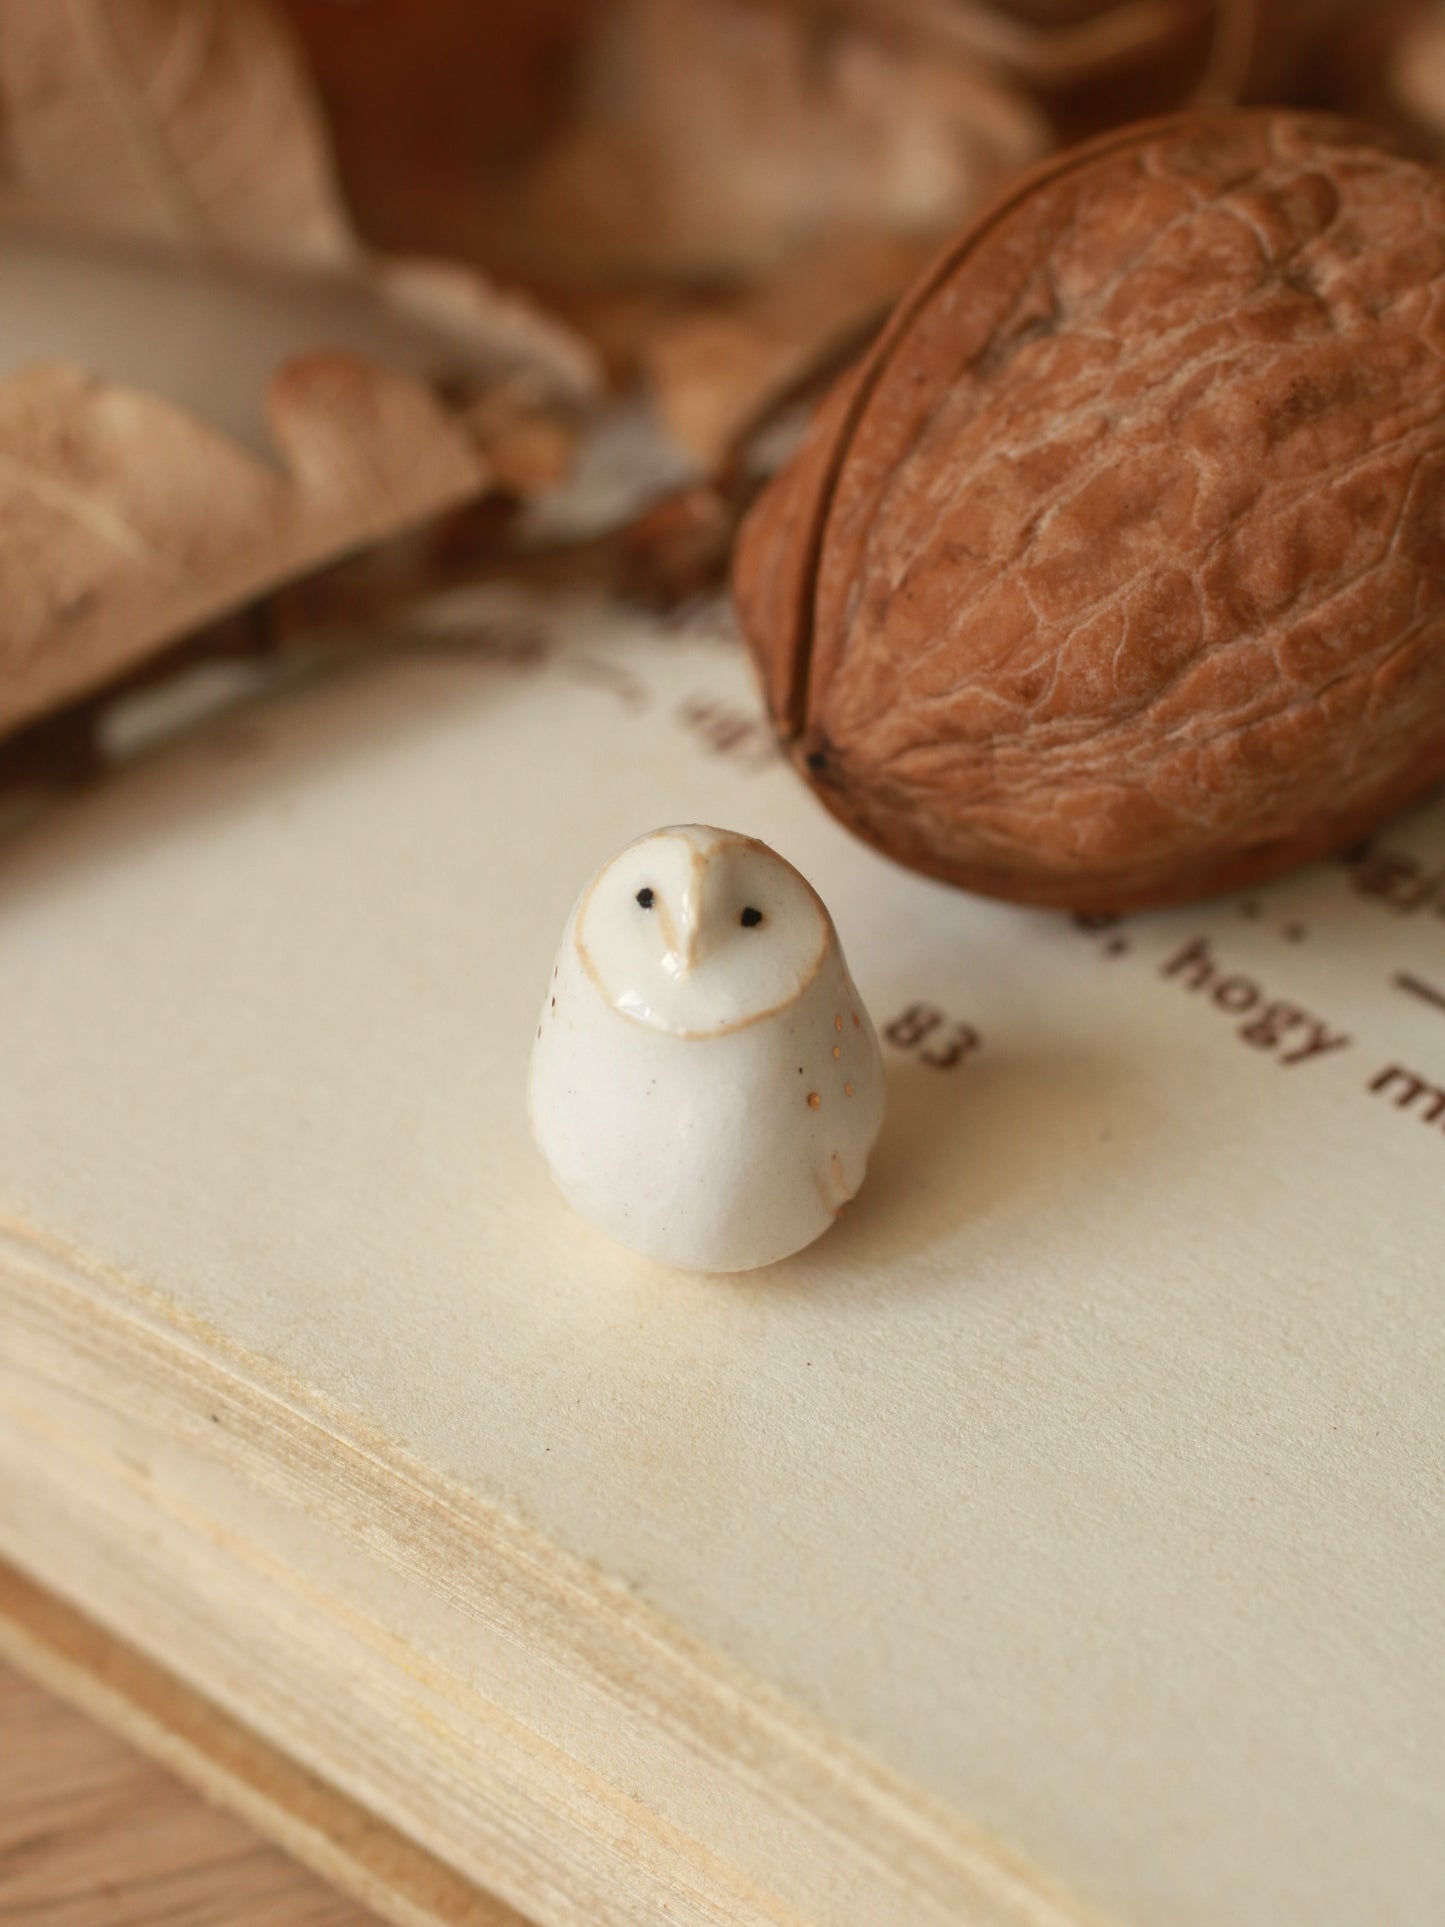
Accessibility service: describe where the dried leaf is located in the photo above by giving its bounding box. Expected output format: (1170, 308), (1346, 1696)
(639, 231), (937, 471)
(0, 0), (353, 264)
(614, 484), (739, 604)
(318, 0), (1048, 291)
(0, 0), (607, 738)
(823, 1), (1370, 136)
(459, 390), (579, 497)
(278, 0), (596, 261)
(1378, 4), (1445, 150)
(808, 0), (1208, 93)
(0, 0), (599, 401)
(0, 355), (489, 739)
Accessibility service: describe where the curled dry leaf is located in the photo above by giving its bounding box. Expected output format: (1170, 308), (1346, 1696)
(280, 0), (1053, 483)
(460, 0), (1050, 287)
(639, 231), (938, 473)
(0, 0), (598, 402)
(802, 0), (1213, 94)
(820, 0), (1374, 137)
(509, 0), (1047, 477)
(1385, 4), (1445, 150)
(0, 0), (605, 742)
(1183, 0), (1393, 108)
(0, 0), (353, 266)
(1287, 5), (1439, 163)
(0, 355), (489, 741)
(278, 0), (596, 266)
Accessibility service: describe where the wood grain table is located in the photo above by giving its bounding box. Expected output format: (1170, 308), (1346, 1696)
(0, 1563), (530, 1927)
(0, 1659), (377, 1925)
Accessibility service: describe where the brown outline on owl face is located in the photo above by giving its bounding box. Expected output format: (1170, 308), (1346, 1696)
(573, 827), (832, 1038)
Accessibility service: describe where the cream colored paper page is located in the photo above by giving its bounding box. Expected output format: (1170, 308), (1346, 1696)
(0, 591), (1441, 1927)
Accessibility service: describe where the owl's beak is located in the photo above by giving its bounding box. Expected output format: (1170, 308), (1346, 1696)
(672, 884), (704, 977)
(667, 856), (713, 978)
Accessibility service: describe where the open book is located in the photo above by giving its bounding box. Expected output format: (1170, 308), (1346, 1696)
(1, 588), (1441, 1927)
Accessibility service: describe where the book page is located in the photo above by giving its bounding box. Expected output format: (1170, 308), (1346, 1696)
(0, 589), (1440, 1927)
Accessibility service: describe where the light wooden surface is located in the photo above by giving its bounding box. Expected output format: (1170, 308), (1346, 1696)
(1, 589), (1442, 1926)
(0, 1657), (371, 1926)
(0, 1560), (531, 1927)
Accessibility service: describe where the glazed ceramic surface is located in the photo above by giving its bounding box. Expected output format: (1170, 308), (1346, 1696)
(529, 825), (885, 1271)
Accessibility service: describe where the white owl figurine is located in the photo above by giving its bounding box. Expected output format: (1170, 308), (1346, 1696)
(529, 825), (885, 1273)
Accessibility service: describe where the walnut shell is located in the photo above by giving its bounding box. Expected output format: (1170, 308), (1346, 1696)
(733, 111), (1445, 911)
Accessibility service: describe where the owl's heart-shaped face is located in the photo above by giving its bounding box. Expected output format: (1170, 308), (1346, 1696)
(574, 825), (830, 1036)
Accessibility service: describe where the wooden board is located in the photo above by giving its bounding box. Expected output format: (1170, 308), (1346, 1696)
(0, 1654), (372, 1926)
(1, 589), (1443, 1926)
(0, 1562), (528, 1927)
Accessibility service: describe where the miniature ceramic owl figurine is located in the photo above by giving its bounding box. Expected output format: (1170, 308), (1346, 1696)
(529, 825), (885, 1272)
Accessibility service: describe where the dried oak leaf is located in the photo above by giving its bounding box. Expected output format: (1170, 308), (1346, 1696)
(735, 111), (1445, 911)
(638, 231), (940, 473)
(0, 355), (488, 740)
(0, 0), (598, 401)
(0, 0), (605, 743)
(280, 0), (1046, 478)
(810, 0), (1216, 101)
(0, 0), (353, 265)
(1384, 5), (1445, 154)
(827, 1), (1374, 136)
(469, 0), (1050, 287)
(278, 0), (596, 266)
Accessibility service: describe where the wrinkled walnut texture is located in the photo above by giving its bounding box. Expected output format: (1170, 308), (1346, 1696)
(733, 111), (1445, 910)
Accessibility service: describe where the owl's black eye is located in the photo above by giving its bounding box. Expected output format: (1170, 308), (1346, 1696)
(636, 887), (654, 909)
(740, 906), (763, 928)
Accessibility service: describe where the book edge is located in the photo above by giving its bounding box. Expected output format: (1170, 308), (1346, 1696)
(0, 1206), (1104, 1927)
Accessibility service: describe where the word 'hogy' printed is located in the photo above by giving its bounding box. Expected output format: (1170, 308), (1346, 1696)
(1161, 936), (1352, 1068)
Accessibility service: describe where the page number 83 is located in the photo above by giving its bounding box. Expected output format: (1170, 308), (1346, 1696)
(884, 1003), (982, 1071)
